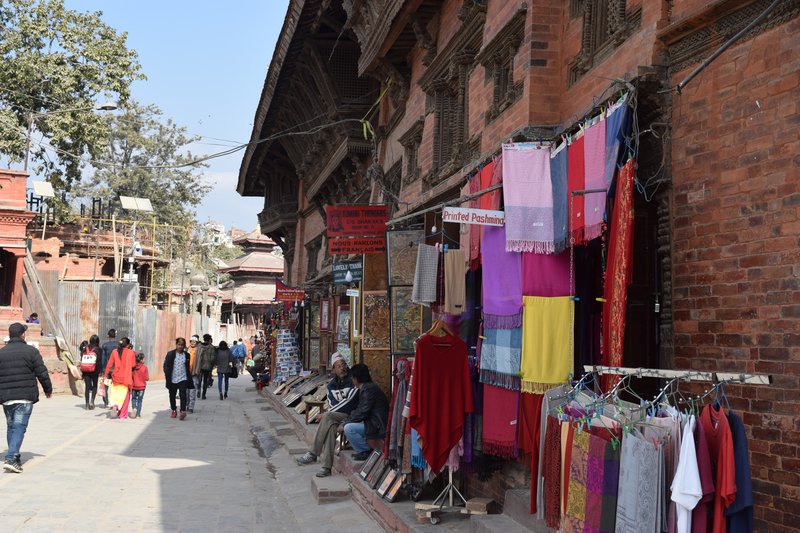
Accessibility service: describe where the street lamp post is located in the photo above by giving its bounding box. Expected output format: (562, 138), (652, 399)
(24, 101), (117, 171)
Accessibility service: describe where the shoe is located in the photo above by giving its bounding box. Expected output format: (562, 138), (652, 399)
(170, 410), (177, 418)
(201, 395), (206, 400)
(3, 460), (22, 473)
(85, 402), (90, 410)
(352, 451), (371, 461)
(188, 409), (194, 414)
(179, 411), (187, 420)
(220, 393), (224, 400)
(109, 407), (119, 419)
(315, 468), (332, 478)
(224, 393), (228, 399)
(130, 409), (138, 419)
(296, 452), (317, 465)
(89, 403), (95, 410)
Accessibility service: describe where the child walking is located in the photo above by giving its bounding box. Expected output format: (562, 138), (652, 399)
(131, 354), (150, 419)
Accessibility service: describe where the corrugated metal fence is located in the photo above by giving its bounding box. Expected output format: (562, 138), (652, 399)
(23, 278), (220, 381)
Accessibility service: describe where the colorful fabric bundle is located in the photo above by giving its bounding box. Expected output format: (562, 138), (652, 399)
(502, 143), (555, 253)
(582, 120), (607, 241)
(386, 358), (411, 461)
(482, 384), (519, 458)
(479, 327), (522, 390)
(562, 431), (591, 533)
(479, 157), (502, 211)
(444, 249), (467, 315)
(604, 99), (629, 187)
(521, 296), (575, 393)
(481, 225), (523, 328)
(551, 145), (569, 253)
(567, 134), (586, 243)
(602, 159), (635, 376)
(412, 243), (439, 305)
(584, 431), (621, 533)
(521, 250), (570, 297)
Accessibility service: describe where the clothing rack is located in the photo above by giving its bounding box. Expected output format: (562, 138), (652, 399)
(582, 365), (772, 385)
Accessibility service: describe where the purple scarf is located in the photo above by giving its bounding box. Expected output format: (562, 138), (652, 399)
(522, 251), (571, 297)
(481, 225), (522, 328)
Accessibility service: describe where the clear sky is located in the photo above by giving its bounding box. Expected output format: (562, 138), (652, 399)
(63, 0), (288, 233)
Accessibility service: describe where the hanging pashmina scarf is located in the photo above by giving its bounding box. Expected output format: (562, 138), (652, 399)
(480, 156), (502, 211)
(567, 134), (586, 243)
(602, 159), (635, 381)
(502, 143), (555, 253)
(444, 249), (467, 315)
(584, 430), (621, 533)
(521, 296), (575, 393)
(468, 173), (481, 269)
(551, 144), (569, 254)
(582, 120), (607, 242)
(521, 250), (571, 297)
(481, 225), (523, 328)
(412, 243), (439, 305)
(604, 97), (629, 187)
(482, 384), (519, 458)
(479, 326), (522, 390)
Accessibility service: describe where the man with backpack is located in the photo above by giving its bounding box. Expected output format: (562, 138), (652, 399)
(198, 334), (217, 400)
(0, 323), (52, 473)
(99, 329), (118, 408)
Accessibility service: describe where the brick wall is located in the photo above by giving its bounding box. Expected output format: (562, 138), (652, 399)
(670, 18), (800, 532)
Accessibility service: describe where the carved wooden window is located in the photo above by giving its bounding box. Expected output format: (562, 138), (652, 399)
(431, 82), (461, 175)
(398, 119), (424, 186)
(477, 6), (526, 123)
(305, 235), (322, 280)
(569, 0), (642, 85)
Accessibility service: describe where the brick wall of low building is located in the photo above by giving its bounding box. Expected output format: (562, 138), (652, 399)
(669, 18), (800, 532)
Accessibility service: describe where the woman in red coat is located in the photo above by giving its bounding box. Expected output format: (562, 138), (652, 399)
(104, 337), (136, 419)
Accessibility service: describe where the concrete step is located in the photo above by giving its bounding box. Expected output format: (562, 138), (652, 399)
(499, 489), (554, 533)
(311, 475), (350, 504)
(281, 438), (308, 455)
(274, 425), (295, 436)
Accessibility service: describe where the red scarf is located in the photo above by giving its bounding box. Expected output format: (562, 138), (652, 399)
(567, 135), (586, 244)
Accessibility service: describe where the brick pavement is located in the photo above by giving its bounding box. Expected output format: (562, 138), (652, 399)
(0, 376), (378, 533)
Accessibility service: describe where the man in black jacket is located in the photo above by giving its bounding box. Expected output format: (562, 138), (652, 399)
(338, 364), (388, 461)
(0, 323), (52, 473)
(99, 328), (118, 408)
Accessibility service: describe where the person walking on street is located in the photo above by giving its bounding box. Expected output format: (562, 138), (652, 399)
(80, 334), (102, 410)
(215, 341), (233, 400)
(187, 335), (201, 413)
(198, 334), (216, 400)
(130, 354), (150, 419)
(163, 338), (193, 420)
(104, 337), (136, 419)
(0, 323), (52, 473)
(99, 329), (118, 408)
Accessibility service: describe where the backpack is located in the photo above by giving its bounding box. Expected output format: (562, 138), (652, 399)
(80, 347), (97, 373)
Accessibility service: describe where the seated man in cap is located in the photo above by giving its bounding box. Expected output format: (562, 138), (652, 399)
(296, 353), (359, 477)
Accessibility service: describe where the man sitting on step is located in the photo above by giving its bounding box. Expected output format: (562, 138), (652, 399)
(296, 353), (359, 477)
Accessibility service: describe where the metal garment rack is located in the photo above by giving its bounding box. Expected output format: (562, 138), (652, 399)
(582, 365), (772, 385)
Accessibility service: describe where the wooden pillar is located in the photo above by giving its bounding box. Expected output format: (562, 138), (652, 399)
(10, 250), (26, 308)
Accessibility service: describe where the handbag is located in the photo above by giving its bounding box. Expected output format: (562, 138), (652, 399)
(229, 363), (238, 379)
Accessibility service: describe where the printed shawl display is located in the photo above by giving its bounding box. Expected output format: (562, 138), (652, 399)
(479, 327), (522, 390)
(584, 431), (621, 533)
(444, 249), (467, 315)
(550, 145), (569, 253)
(482, 384), (519, 458)
(502, 143), (555, 253)
(481, 225), (523, 328)
(479, 157), (502, 211)
(582, 120), (607, 242)
(522, 250), (570, 297)
(604, 99), (629, 187)
(615, 433), (661, 533)
(543, 416), (562, 530)
(521, 296), (575, 393)
(562, 430), (590, 533)
(567, 134), (586, 244)
(385, 358), (411, 461)
(409, 333), (473, 474)
(602, 159), (635, 375)
(412, 243), (439, 305)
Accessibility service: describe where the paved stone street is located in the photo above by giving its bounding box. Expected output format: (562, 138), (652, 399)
(0, 376), (379, 533)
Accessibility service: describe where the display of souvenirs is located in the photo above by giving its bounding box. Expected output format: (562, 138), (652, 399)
(274, 328), (301, 383)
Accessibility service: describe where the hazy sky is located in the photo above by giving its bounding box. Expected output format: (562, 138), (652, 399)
(63, 1), (288, 232)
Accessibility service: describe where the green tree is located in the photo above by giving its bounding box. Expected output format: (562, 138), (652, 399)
(77, 100), (212, 224)
(0, 0), (143, 195)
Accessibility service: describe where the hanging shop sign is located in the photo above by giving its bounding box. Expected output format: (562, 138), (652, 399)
(346, 288), (360, 297)
(328, 236), (386, 255)
(442, 207), (505, 226)
(275, 279), (305, 302)
(332, 259), (363, 284)
(326, 205), (388, 237)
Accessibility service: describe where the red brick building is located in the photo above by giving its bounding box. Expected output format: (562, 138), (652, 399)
(238, 1), (799, 529)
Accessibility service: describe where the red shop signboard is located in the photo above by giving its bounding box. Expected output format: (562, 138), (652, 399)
(325, 205), (388, 237)
(327, 236), (386, 255)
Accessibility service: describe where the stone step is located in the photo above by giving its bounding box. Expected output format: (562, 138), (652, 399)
(0, 320), (42, 337)
(470, 515), (531, 533)
(500, 489), (555, 533)
(311, 475), (350, 504)
(273, 425), (295, 436)
(281, 438), (308, 455)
